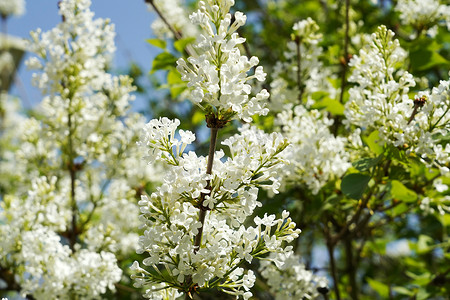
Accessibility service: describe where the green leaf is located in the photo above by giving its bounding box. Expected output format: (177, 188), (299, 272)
(392, 203), (408, 216)
(388, 180), (417, 203)
(405, 271), (432, 286)
(167, 68), (186, 98)
(410, 48), (449, 71)
(352, 155), (383, 172)
(192, 110), (205, 125)
(439, 214), (450, 227)
(147, 38), (167, 49)
(367, 278), (389, 298)
(151, 52), (177, 73)
(417, 235), (433, 254)
(174, 37), (196, 53)
(363, 130), (384, 155)
(416, 289), (431, 300)
(385, 144), (408, 163)
(392, 286), (414, 296)
(341, 173), (371, 200)
(311, 97), (345, 115)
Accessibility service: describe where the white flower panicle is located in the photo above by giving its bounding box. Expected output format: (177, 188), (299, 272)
(345, 25), (450, 169)
(27, 0), (123, 99)
(269, 18), (336, 110)
(0, 0), (151, 298)
(344, 25), (412, 140)
(292, 17), (323, 44)
(395, 0), (450, 33)
(277, 105), (351, 194)
(134, 120), (299, 299)
(139, 117), (196, 165)
(259, 252), (328, 300)
(0, 223), (122, 299)
(176, 0), (269, 122)
(0, 0), (25, 18)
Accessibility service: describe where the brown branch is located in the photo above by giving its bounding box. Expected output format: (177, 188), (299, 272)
(326, 238), (341, 300)
(185, 121), (222, 299)
(67, 105), (78, 251)
(339, 0), (350, 105)
(145, 0), (182, 40)
(329, 193), (372, 246)
(344, 237), (359, 300)
(296, 38), (304, 103)
(144, 0), (195, 57)
(333, 0), (351, 136)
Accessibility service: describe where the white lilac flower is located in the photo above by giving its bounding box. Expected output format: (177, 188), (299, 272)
(139, 117), (196, 165)
(176, 0), (269, 122)
(292, 17), (323, 44)
(1, 0), (151, 298)
(259, 252), (328, 300)
(0, 223), (122, 300)
(420, 196), (450, 215)
(277, 105), (351, 194)
(0, 96), (27, 193)
(395, 0), (450, 34)
(0, 0), (25, 18)
(134, 119), (300, 298)
(345, 26), (450, 168)
(269, 18), (337, 111)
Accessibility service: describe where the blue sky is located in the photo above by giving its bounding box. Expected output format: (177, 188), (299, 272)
(7, 0), (158, 111)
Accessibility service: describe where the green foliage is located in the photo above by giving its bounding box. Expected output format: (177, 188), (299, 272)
(341, 173), (371, 200)
(147, 38), (167, 49)
(173, 37), (195, 54)
(387, 180), (417, 203)
(151, 52), (178, 73)
(366, 278), (390, 298)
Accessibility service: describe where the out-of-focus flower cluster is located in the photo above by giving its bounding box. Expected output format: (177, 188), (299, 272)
(259, 252), (328, 300)
(395, 0), (450, 35)
(267, 19), (348, 196)
(0, 0), (25, 18)
(176, 0), (269, 122)
(269, 18), (336, 110)
(419, 178), (450, 216)
(0, 0), (157, 298)
(277, 105), (351, 194)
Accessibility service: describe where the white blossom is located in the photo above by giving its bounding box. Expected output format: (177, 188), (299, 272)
(176, 0), (269, 122)
(134, 120), (300, 298)
(0, 0), (25, 18)
(0, 0), (150, 298)
(259, 252), (328, 300)
(277, 105), (351, 194)
(345, 26), (450, 167)
(395, 0), (450, 33)
(269, 18), (337, 111)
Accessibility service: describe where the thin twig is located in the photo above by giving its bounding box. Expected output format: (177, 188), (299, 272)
(339, 0), (350, 105)
(296, 39), (304, 103)
(344, 237), (358, 300)
(193, 126), (219, 251)
(185, 125), (220, 299)
(329, 193), (371, 246)
(333, 0), (351, 136)
(145, 0), (196, 57)
(68, 109), (78, 251)
(326, 239), (341, 300)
